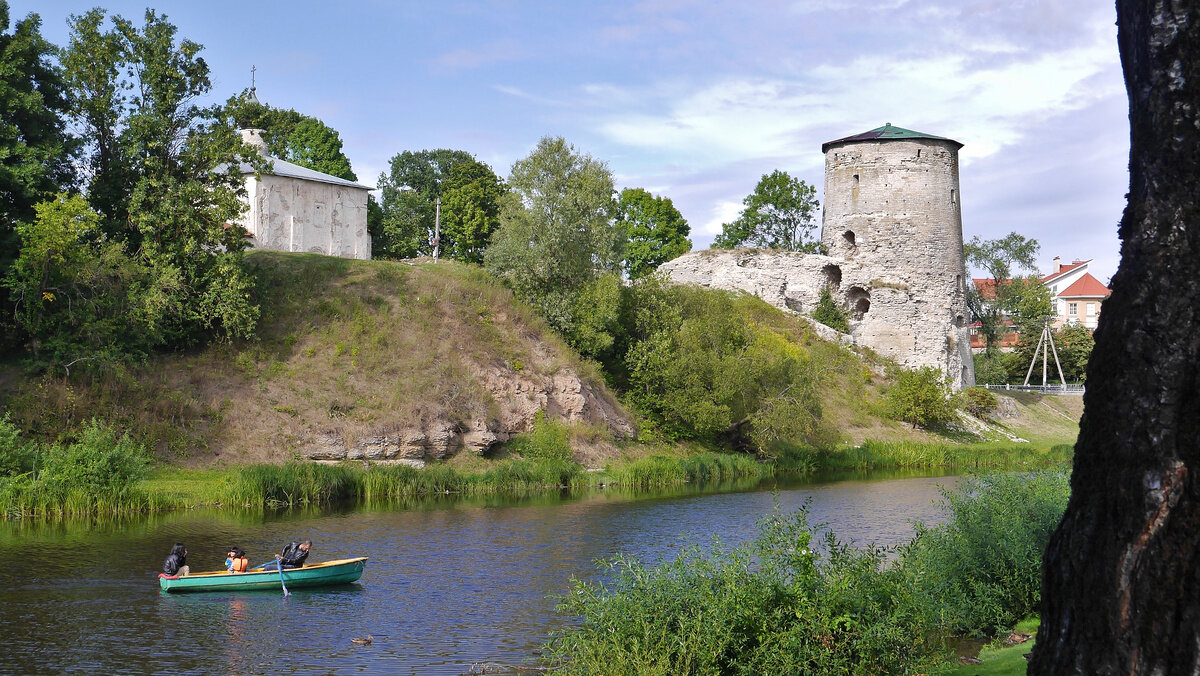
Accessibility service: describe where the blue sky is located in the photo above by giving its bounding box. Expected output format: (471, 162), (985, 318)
(25, 0), (1127, 282)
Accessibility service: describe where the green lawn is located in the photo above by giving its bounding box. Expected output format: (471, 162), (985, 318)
(936, 619), (1039, 675)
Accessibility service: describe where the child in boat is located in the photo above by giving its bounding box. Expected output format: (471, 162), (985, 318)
(225, 547), (250, 573)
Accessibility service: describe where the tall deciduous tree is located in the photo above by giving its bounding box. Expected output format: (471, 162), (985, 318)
(0, 2), (77, 270)
(375, 149), (504, 263)
(712, 170), (819, 251)
(484, 136), (622, 350)
(222, 91), (357, 181)
(57, 8), (259, 358)
(964, 233), (1048, 352)
(1029, 1), (1200, 672)
(616, 187), (691, 279)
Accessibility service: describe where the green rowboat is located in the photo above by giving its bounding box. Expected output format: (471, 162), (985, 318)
(158, 557), (368, 593)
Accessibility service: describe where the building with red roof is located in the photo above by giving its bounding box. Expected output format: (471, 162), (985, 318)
(1042, 257), (1111, 330)
(970, 256), (1112, 351)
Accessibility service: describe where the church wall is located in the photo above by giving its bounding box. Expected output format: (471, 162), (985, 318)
(242, 174), (371, 260)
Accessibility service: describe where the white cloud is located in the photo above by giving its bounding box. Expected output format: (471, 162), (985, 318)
(592, 20), (1118, 168)
(702, 199), (744, 236)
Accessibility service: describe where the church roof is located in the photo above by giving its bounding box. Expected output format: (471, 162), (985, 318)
(230, 131), (374, 190)
(822, 123), (963, 153)
(249, 155), (374, 190)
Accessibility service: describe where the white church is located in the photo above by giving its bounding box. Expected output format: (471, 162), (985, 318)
(234, 126), (373, 260)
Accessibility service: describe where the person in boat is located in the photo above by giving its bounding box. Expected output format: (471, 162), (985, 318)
(163, 543), (189, 577)
(261, 540), (311, 570)
(225, 547), (249, 573)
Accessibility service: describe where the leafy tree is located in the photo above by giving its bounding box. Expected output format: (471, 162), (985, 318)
(615, 188), (691, 278)
(712, 170), (820, 251)
(1051, 323), (1094, 382)
(484, 136), (622, 349)
(3, 193), (155, 368)
(811, 286), (850, 333)
(221, 91), (357, 181)
(375, 149), (504, 263)
(60, 8), (129, 236)
(55, 8), (260, 361)
(965, 233), (1047, 352)
(883, 366), (955, 428)
(621, 280), (835, 452)
(0, 2), (76, 270)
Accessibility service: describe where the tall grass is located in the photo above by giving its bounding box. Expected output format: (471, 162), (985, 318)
(226, 462), (358, 507)
(546, 509), (945, 675)
(602, 452), (770, 488)
(782, 440), (1073, 472)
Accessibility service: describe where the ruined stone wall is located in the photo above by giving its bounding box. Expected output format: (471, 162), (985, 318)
(660, 136), (975, 390)
(243, 174), (371, 260)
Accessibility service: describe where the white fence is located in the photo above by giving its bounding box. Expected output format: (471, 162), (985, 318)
(982, 384), (1085, 395)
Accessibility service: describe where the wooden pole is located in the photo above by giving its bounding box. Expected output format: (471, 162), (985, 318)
(433, 197), (441, 261)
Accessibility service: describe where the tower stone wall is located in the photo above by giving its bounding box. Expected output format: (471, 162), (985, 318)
(660, 125), (975, 390)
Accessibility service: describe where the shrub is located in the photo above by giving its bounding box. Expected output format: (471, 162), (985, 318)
(509, 412), (573, 461)
(898, 471), (1070, 636)
(963, 386), (998, 418)
(973, 351), (1009, 385)
(38, 419), (151, 495)
(810, 285), (850, 333)
(884, 366), (956, 428)
(0, 415), (36, 477)
(546, 508), (943, 675)
(622, 282), (835, 452)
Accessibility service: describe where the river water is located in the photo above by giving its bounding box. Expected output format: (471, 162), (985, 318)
(0, 471), (958, 675)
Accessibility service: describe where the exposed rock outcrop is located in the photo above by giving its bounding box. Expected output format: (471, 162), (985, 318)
(297, 359), (634, 464)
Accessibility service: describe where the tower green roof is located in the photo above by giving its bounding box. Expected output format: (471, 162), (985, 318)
(821, 123), (962, 153)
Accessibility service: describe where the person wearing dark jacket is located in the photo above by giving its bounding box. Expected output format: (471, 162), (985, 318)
(278, 540), (311, 568)
(163, 542), (189, 576)
(262, 540), (312, 570)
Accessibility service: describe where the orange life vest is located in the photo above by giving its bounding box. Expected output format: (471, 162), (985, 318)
(231, 556), (249, 573)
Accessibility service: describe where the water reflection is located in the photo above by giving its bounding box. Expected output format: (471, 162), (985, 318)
(0, 471), (957, 674)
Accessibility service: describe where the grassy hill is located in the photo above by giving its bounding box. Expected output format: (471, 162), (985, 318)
(0, 252), (1081, 468)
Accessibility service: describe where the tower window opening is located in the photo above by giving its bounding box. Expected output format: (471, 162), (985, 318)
(917, 149), (922, 158)
(842, 230), (856, 247)
(846, 286), (870, 321)
(822, 264), (842, 291)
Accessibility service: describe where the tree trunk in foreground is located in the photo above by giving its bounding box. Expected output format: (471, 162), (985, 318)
(1028, 2), (1200, 673)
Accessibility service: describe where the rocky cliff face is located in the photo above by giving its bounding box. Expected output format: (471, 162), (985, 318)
(298, 359), (634, 466)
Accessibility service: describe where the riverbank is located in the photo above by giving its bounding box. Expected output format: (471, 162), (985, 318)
(543, 471), (1069, 675)
(140, 439), (1072, 514)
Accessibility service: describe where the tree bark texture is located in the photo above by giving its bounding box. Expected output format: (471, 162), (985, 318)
(1029, 2), (1200, 673)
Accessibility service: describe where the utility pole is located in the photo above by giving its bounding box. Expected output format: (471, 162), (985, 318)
(433, 197), (441, 261)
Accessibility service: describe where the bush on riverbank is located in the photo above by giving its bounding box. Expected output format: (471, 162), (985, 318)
(899, 471), (1069, 636)
(546, 509), (944, 675)
(544, 470), (1071, 674)
(0, 418), (157, 517)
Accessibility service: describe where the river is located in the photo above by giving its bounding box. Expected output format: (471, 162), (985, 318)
(0, 470), (959, 675)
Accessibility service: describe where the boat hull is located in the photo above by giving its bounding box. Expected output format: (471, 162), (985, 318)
(159, 557), (367, 593)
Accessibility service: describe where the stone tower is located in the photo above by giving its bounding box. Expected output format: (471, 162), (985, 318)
(820, 123), (974, 389)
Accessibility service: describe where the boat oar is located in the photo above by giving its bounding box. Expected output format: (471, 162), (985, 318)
(277, 559), (289, 597)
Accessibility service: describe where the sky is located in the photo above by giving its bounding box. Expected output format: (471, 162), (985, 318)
(23, 0), (1128, 282)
